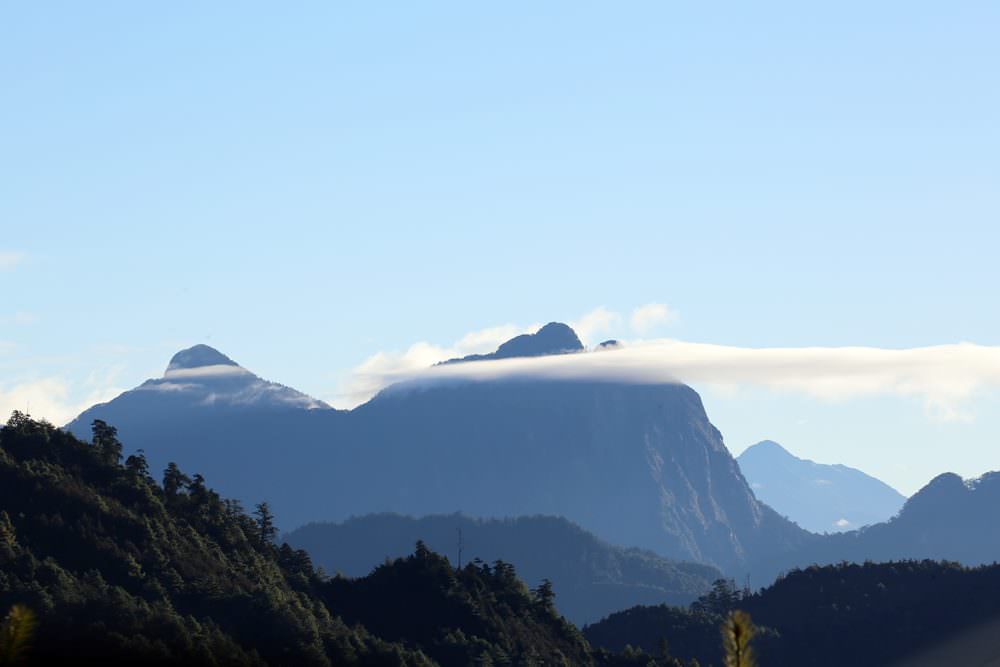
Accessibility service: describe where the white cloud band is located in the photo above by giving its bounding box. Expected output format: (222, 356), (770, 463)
(335, 337), (1000, 421)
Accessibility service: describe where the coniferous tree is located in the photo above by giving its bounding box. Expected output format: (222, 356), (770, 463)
(91, 419), (122, 464)
(533, 578), (556, 612)
(124, 449), (151, 480)
(253, 502), (277, 544)
(163, 462), (191, 498)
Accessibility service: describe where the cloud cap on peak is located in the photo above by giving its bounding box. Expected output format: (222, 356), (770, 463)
(165, 344), (240, 375)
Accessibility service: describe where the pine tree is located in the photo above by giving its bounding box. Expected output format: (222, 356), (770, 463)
(91, 419), (123, 464)
(125, 449), (151, 480)
(253, 502), (277, 544)
(163, 462), (191, 498)
(532, 578), (556, 612)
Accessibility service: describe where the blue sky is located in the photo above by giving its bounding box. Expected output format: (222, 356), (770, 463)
(2, 2), (999, 495)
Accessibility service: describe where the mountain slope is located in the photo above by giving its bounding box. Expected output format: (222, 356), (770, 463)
(1, 414), (645, 666)
(285, 513), (721, 625)
(737, 440), (906, 532)
(344, 378), (810, 573)
(749, 469), (1000, 582)
(67, 325), (812, 574)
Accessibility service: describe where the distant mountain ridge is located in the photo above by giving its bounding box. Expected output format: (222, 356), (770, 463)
(750, 468), (1000, 581)
(68, 324), (812, 575)
(285, 513), (721, 625)
(737, 440), (906, 533)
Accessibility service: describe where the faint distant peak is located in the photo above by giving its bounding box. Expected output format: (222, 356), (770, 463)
(441, 322), (584, 364)
(739, 439), (795, 460)
(166, 344), (241, 374)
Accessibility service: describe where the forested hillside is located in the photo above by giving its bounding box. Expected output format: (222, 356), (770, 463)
(0, 412), (654, 666)
(286, 513), (719, 625)
(585, 560), (1000, 666)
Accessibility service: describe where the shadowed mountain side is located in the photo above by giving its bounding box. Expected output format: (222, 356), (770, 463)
(737, 440), (906, 533)
(284, 513), (722, 625)
(343, 379), (812, 573)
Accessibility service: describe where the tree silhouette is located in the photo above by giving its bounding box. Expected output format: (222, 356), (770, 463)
(125, 449), (151, 480)
(91, 419), (122, 464)
(163, 462), (191, 498)
(254, 502), (277, 544)
(533, 578), (556, 612)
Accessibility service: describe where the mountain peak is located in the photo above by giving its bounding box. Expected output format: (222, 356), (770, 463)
(441, 322), (584, 365)
(493, 322), (584, 359)
(166, 344), (240, 374)
(738, 439), (906, 533)
(740, 440), (795, 460)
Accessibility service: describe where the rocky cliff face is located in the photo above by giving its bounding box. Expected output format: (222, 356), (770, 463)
(346, 378), (809, 572)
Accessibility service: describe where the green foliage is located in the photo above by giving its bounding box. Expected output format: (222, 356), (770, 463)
(691, 579), (744, 616)
(0, 605), (36, 666)
(0, 413), (647, 666)
(721, 610), (755, 667)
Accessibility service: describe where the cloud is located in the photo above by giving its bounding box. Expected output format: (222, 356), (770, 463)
(0, 312), (39, 326)
(163, 364), (252, 379)
(630, 303), (677, 334)
(0, 377), (123, 426)
(0, 252), (25, 271)
(328, 322), (535, 409)
(570, 307), (621, 344)
(333, 332), (1000, 420)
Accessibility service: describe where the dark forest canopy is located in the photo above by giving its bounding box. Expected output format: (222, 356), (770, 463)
(585, 560), (1000, 667)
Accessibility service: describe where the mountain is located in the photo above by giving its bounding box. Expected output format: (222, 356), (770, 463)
(747, 469), (1000, 582)
(284, 513), (721, 625)
(0, 414), (639, 666)
(440, 321), (584, 364)
(91, 343), (331, 412)
(68, 324), (812, 574)
(737, 440), (906, 533)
